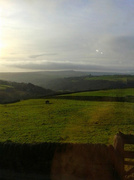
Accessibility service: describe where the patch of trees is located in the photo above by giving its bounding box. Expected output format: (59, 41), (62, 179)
(0, 80), (54, 104)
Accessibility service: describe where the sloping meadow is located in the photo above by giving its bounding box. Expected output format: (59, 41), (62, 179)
(0, 98), (134, 144)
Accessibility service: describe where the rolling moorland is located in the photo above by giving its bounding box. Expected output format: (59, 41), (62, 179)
(0, 83), (134, 145)
(0, 71), (91, 88)
(0, 80), (54, 104)
(1, 74), (134, 179)
(0, 74), (134, 145)
(0, 71), (133, 91)
(47, 74), (134, 92)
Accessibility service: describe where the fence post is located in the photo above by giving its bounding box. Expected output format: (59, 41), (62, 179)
(114, 133), (124, 180)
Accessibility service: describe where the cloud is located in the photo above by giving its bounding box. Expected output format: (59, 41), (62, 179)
(0, 0), (134, 73)
(4, 60), (133, 73)
(29, 53), (58, 58)
(106, 36), (134, 62)
(111, 36), (134, 52)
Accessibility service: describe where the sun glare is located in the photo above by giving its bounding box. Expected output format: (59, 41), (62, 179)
(0, 8), (4, 55)
(0, 20), (5, 55)
(0, 41), (4, 48)
(0, 36), (4, 55)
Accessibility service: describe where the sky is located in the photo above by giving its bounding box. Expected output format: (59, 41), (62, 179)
(0, 0), (134, 72)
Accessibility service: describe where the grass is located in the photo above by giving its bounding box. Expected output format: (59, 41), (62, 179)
(0, 85), (13, 90)
(0, 98), (134, 145)
(85, 75), (134, 82)
(61, 88), (134, 97)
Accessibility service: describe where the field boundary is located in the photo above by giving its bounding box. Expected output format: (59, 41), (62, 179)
(51, 95), (134, 103)
(114, 132), (134, 180)
(0, 141), (120, 180)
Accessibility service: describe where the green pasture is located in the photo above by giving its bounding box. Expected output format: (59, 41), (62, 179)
(61, 88), (134, 97)
(0, 98), (134, 145)
(85, 75), (134, 82)
(0, 85), (13, 90)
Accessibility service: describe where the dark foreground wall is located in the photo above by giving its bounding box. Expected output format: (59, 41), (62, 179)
(0, 142), (120, 180)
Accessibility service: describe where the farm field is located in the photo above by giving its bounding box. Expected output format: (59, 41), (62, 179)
(0, 84), (13, 90)
(0, 94), (134, 145)
(85, 75), (134, 81)
(61, 88), (134, 97)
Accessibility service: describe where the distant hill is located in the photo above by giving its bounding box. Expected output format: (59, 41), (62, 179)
(0, 80), (54, 104)
(47, 75), (134, 92)
(0, 71), (90, 86)
(0, 70), (122, 88)
(0, 71), (133, 93)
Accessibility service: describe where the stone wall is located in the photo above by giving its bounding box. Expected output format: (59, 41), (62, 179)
(0, 142), (120, 180)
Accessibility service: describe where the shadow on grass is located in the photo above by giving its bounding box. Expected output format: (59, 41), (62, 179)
(53, 95), (134, 103)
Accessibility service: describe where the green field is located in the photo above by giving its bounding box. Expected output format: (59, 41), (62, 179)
(61, 88), (134, 97)
(85, 75), (134, 82)
(0, 85), (13, 90)
(0, 93), (134, 145)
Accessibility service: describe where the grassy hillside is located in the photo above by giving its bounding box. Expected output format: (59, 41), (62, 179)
(61, 88), (134, 97)
(0, 71), (90, 87)
(85, 75), (134, 81)
(45, 75), (134, 92)
(0, 72), (134, 92)
(0, 80), (54, 103)
(0, 96), (134, 145)
(0, 85), (14, 90)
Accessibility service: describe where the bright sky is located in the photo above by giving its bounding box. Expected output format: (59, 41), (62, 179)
(0, 0), (134, 72)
